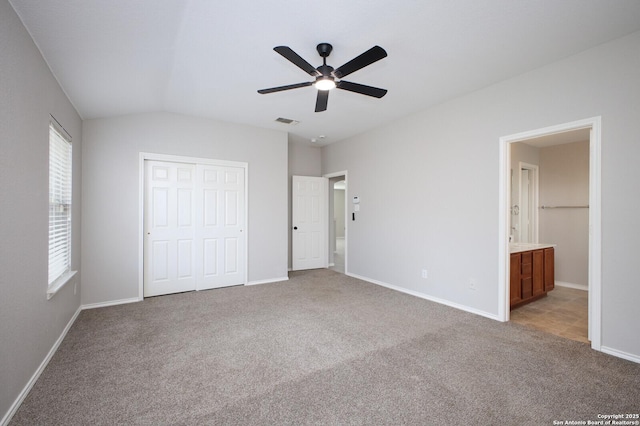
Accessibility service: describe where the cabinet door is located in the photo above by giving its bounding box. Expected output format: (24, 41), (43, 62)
(544, 248), (555, 291)
(532, 249), (545, 297)
(510, 253), (522, 306)
(521, 252), (533, 299)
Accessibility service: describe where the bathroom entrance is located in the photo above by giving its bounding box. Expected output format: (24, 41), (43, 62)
(499, 117), (602, 350)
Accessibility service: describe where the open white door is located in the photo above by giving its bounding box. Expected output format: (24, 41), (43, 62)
(292, 176), (328, 270)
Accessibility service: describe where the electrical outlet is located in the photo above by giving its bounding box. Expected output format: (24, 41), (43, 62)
(421, 269), (428, 279)
(469, 278), (477, 290)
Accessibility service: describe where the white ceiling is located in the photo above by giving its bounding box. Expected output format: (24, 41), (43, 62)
(9, 0), (640, 145)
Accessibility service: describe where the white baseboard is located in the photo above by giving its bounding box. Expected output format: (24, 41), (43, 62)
(246, 276), (289, 286)
(346, 272), (500, 321)
(554, 281), (588, 291)
(601, 346), (640, 364)
(1, 306), (82, 426)
(81, 297), (141, 310)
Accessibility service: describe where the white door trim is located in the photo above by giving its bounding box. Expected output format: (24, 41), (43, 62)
(139, 152), (248, 299)
(498, 117), (601, 350)
(324, 170), (348, 274)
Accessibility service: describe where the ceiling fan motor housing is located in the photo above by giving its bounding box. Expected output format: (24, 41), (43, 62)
(316, 43), (333, 58)
(317, 64), (335, 77)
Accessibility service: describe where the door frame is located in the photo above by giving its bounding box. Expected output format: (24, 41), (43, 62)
(498, 117), (601, 350)
(324, 170), (348, 274)
(138, 152), (248, 299)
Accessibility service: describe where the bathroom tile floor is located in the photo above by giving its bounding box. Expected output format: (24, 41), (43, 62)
(510, 286), (589, 344)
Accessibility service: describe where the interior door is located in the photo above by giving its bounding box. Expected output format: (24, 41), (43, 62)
(144, 159), (246, 297)
(144, 161), (197, 297)
(292, 175), (328, 270)
(195, 164), (246, 290)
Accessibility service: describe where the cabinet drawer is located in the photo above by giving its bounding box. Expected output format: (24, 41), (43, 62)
(521, 252), (532, 264)
(521, 262), (532, 276)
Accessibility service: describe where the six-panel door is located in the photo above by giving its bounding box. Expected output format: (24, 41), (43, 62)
(144, 160), (245, 297)
(195, 164), (245, 290)
(144, 161), (198, 297)
(292, 176), (327, 271)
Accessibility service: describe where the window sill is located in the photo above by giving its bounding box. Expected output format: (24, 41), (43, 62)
(47, 270), (77, 300)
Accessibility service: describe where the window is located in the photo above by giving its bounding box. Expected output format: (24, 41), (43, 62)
(48, 120), (73, 291)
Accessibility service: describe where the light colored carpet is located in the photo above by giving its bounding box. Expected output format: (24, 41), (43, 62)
(11, 269), (640, 425)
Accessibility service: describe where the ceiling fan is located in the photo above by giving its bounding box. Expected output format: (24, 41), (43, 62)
(258, 43), (388, 112)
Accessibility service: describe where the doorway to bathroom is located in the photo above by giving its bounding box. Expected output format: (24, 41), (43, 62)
(498, 117), (602, 350)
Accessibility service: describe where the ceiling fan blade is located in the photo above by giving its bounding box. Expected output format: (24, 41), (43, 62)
(258, 82), (313, 94)
(333, 46), (387, 79)
(315, 90), (329, 112)
(274, 46), (321, 77)
(336, 81), (387, 98)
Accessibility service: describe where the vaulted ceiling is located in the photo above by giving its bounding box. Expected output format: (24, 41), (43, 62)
(9, 0), (640, 145)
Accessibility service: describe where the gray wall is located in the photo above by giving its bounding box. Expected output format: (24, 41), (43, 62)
(322, 31), (640, 358)
(0, 0), (82, 420)
(511, 142), (540, 170)
(287, 136), (322, 269)
(81, 112), (288, 305)
(539, 141), (590, 287)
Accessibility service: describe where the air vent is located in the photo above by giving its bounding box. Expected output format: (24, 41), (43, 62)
(275, 117), (299, 125)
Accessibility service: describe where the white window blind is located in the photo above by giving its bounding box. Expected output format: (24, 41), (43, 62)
(48, 121), (72, 286)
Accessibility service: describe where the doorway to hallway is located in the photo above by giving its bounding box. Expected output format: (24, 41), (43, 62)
(325, 171), (348, 274)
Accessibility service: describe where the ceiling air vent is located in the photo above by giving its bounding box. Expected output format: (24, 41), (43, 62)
(275, 117), (299, 125)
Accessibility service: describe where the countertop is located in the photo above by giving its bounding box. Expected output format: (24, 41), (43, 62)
(509, 243), (556, 254)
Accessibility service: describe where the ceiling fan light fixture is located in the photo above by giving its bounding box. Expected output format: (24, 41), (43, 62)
(258, 43), (387, 111)
(315, 77), (336, 91)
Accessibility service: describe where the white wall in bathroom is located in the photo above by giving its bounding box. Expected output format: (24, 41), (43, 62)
(539, 140), (590, 287)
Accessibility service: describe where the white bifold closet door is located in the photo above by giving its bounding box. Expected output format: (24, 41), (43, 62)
(144, 160), (245, 297)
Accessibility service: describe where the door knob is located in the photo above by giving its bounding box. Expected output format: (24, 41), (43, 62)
(293, 226), (298, 230)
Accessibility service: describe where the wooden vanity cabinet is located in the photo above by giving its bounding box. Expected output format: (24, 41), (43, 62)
(510, 247), (554, 309)
(510, 253), (522, 305)
(544, 248), (555, 291)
